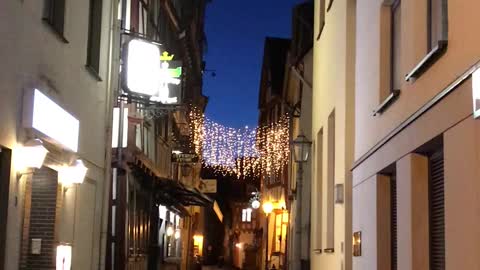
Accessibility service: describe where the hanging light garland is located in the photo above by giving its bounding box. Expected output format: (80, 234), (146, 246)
(189, 107), (290, 178)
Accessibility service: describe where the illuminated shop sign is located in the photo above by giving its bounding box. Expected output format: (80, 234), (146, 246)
(171, 153), (199, 163)
(123, 39), (182, 105)
(473, 69), (480, 119)
(23, 89), (80, 152)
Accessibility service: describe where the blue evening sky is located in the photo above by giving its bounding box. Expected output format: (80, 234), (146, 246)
(203, 0), (306, 129)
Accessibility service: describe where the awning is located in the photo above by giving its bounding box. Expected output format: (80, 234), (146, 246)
(153, 178), (213, 207)
(127, 151), (213, 217)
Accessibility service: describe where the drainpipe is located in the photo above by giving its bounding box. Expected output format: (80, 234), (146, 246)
(98, 0), (120, 268)
(292, 163), (304, 270)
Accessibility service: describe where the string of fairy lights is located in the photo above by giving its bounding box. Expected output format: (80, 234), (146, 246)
(189, 107), (291, 178)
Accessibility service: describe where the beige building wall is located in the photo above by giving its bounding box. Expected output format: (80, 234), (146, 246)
(353, 0), (480, 269)
(311, 0), (355, 269)
(0, 0), (116, 269)
(287, 49), (313, 268)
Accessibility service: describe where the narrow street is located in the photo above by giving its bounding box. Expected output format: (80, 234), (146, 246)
(1, 0), (478, 270)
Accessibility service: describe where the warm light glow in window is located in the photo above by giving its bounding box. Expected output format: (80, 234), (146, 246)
(242, 208), (252, 222)
(193, 235), (204, 256)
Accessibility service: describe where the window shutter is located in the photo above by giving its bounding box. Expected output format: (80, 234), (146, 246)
(429, 150), (445, 270)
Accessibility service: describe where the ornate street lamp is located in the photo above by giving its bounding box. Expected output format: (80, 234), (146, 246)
(292, 133), (312, 163)
(291, 132), (312, 270)
(251, 199), (261, 210)
(250, 191), (261, 209)
(262, 202), (273, 215)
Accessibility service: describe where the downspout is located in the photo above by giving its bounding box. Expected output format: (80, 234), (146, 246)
(98, 0), (120, 268)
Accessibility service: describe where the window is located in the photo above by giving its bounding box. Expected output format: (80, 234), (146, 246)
(242, 208), (252, 222)
(428, 0), (447, 51)
(391, 0), (402, 91)
(429, 149), (445, 270)
(325, 110), (335, 251)
(316, 0), (326, 40)
(43, 0), (66, 38)
(86, 0), (103, 76)
(405, 0), (447, 81)
(274, 211), (289, 253)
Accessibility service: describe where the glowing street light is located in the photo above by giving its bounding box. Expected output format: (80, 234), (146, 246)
(262, 201), (274, 270)
(251, 199), (261, 209)
(262, 201), (273, 215)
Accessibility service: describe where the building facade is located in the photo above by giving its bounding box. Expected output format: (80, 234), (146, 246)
(0, 0), (117, 269)
(310, 0), (356, 270)
(229, 201), (261, 270)
(353, 0), (480, 269)
(107, 1), (211, 270)
(258, 37), (291, 270)
(285, 3), (314, 270)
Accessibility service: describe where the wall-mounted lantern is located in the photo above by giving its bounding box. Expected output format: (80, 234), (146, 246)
(58, 159), (88, 186)
(292, 133), (312, 163)
(353, 231), (362, 257)
(15, 139), (49, 172)
(174, 229), (181, 240)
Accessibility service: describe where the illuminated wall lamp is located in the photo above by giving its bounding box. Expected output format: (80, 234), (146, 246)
(58, 159), (88, 186)
(166, 226), (174, 237)
(15, 139), (49, 172)
(174, 229), (181, 240)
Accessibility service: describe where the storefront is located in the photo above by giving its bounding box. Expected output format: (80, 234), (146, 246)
(16, 88), (88, 270)
(263, 186), (288, 270)
(109, 148), (212, 270)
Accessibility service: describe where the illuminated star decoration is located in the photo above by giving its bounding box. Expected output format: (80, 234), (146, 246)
(189, 107), (290, 179)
